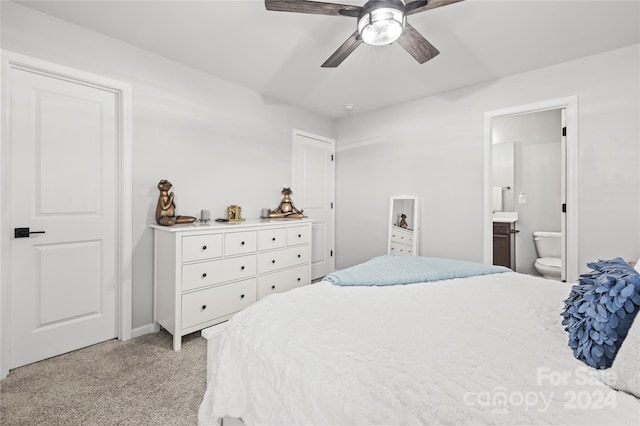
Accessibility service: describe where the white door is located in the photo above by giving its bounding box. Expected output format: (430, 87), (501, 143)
(292, 131), (335, 279)
(8, 63), (118, 368)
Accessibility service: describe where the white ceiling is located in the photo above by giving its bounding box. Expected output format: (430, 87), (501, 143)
(16, 0), (640, 119)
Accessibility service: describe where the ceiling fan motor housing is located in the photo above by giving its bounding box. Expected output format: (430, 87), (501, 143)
(357, 0), (407, 46)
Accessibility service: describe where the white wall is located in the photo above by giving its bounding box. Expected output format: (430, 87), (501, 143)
(1, 2), (333, 331)
(335, 44), (640, 273)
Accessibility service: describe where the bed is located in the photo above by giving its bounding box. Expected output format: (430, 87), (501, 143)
(198, 256), (640, 425)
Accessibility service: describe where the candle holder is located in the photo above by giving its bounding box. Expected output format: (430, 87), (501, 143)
(199, 209), (211, 225)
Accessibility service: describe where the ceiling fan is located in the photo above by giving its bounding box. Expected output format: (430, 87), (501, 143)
(265, 0), (463, 68)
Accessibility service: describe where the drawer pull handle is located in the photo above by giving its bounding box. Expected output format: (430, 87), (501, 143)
(241, 241), (245, 245)
(271, 260), (276, 264)
(297, 254), (301, 258)
(202, 245), (207, 250)
(272, 237), (276, 241)
(240, 294), (245, 299)
(241, 266), (245, 270)
(297, 278), (301, 282)
(298, 234), (301, 238)
(271, 285), (276, 290)
(202, 273), (207, 278)
(202, 305), (207, 310)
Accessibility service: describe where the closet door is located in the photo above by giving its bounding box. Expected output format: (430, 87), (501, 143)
(293, 130), (335, 279)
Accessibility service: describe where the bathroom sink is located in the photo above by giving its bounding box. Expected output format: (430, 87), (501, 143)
(493, 211), (518, 223)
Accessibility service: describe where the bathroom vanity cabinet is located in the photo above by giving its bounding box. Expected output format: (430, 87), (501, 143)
(493, 222), (513, 269)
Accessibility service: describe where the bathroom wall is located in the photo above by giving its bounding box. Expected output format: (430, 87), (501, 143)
(493, 110), (562, 276)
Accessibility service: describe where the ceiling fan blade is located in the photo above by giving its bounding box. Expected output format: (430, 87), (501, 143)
(396, 23), (440, 64)
(405, 0), (464, 15)
(404, 0), (429, 14)
(321, 30), (363, 68)
(265, 0), (361, 17)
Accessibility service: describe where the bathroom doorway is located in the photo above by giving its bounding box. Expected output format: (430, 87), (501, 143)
(483, 97), (578, 283)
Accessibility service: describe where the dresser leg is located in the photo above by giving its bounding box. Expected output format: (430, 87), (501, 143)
(173, 334), (182, 351)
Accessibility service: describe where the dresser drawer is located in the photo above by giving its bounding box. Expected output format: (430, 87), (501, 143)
(257, 264), (309, 300)
(258, 245), (309, 274)
(182, 234), (223, 263)
(181, 255), (257, 292)
(258, 228), (286, 250)
(224, 231), (257, 256)
(389, 242), (413, 255)
(181, 278), (256, 329)
(286, 225), (311, 246)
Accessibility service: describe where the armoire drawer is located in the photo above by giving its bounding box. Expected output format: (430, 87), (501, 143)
(257, 264), (309, 300)
(182, 233), (223, 263)
(258, 228), (287, 250)
(390, 230), (413, 245)
(389, 242), (413, 255)
(224, 231), (257, 256)
(181, 255), (257, 292)
(181, 278), (257, 329)
(258, 245), (309, 274)
(286, 225), (311, 246)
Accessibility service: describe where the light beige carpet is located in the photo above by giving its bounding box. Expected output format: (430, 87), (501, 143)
(0, 329), (206, 425)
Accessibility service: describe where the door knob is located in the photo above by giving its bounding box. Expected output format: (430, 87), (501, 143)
(14, 228), (45, 238)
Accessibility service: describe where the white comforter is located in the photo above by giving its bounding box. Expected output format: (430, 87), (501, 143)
(199, 272), (640, 425)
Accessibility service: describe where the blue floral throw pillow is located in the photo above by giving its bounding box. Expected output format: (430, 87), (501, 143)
(561, 257), (640, 369)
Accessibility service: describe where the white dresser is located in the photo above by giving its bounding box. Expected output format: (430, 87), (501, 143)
(389, 225), (415, 255)
(152, 218), (312, 350)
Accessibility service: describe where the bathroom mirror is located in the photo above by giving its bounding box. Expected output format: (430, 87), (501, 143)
(388, 195), (420, 256)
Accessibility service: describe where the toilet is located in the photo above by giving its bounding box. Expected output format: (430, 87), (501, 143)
(533, 231), (562, 280)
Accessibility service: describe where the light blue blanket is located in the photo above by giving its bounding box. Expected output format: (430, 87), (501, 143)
(325, 255), (510, 286)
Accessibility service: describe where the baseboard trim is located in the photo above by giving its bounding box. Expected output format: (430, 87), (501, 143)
(131, 323), (160, 339)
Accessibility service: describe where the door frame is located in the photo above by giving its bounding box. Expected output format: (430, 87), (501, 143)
(482, 96), (579, 282)
(292, 128), (336, 278)
(0, 50), (133, 378)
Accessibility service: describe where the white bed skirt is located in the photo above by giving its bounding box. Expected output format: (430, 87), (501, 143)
(201, 322), (227, 386)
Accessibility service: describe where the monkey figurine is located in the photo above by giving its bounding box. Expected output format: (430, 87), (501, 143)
(155, 180), (196, 226)
(268, 187), (304, 219)
(399, 213), (408, 229)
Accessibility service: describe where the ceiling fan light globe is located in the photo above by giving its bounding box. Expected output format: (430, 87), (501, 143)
(358, 7), (405, 46)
